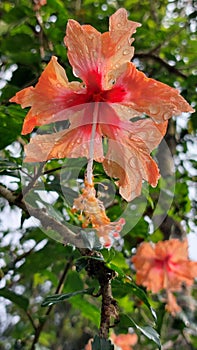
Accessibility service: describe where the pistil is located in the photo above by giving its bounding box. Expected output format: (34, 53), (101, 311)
(86, 102), (99, 185)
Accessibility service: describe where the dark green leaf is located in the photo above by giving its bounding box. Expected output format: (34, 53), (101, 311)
(0, 105), (25, 149)
(112, 279), (157, 321)
(0, 287), (29, 311)
(41, 287), (95, 307)
(119, 314), (161, 349)
(106, 262), (125, 277)
(0, 160), (19, 172)
(92, 335), (114, 350)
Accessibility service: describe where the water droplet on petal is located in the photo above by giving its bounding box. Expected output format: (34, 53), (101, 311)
(164, 112), (170, 120)
(92, 50), (98, 59)
(149, 106), (159, 114)
(109, 78), (116, 86)
(117, 45), (121, 50)
(89, 34), (94, 40)
(123, 49), (129, 55)
(117, 23), (121, 28)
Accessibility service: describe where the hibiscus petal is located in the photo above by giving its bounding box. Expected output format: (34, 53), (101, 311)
(103, 131), (160, 201)
(167, 261), (197, 290)
(108, 104), (168, 148)
(116, 62), (195, 122)
(102, 8), (141, 87)
(10, 56), (86, 134)
(128, 119), (168, 151)
(165, 291), (181, 315)
(132, 242), (165, 293)
(64, 9), (140, 88)
(24, 125), (103, 162)
(111, 333), (138, 347)
(64, 20), (102, 83)
(133, 239), (197, 294)
(167, 238), (188, 261)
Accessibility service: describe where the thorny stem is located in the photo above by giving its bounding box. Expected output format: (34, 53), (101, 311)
(87, 103), (99, 185)
(30, 259), (73, 350)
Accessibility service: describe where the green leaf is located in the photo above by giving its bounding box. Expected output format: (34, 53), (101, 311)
(91, 335), (114, 350)
(0, 160), (19, 172)
(0, 287), (29, 311)
(119, 314), (161, 349)
(106, 262), (125, 277)
(41, 287), (95, 307)
(0, 105), (25, 149)
(0, 20), (10, 35)
(112, 279), (157, 321)
(129, 281), (157, 321)
(69, 296), (100, 327)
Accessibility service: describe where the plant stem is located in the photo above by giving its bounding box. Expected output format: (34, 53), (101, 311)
(0, 184), (81, 246)
(85, 251), (119, 339)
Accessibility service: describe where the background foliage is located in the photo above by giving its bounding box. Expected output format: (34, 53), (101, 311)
(0, 0), (196, 349)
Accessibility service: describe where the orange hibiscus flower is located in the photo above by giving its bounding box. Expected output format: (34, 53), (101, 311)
(132, 239), (197, 314)
(10, 9), (194, 201)
(111, 332), (138, 350)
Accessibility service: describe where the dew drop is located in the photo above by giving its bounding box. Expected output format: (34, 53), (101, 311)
(56, 83), (61, 88)
(117, 23), (121, 28)
(89, 34), (95, 40)
(164, 112), (170, 120)
(123, 49), (129, 55)
(109, 78), (116, 86)
(92, 50), (98, 59)
(117, 45), (121, 50)
(149, 106), (159, 114)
